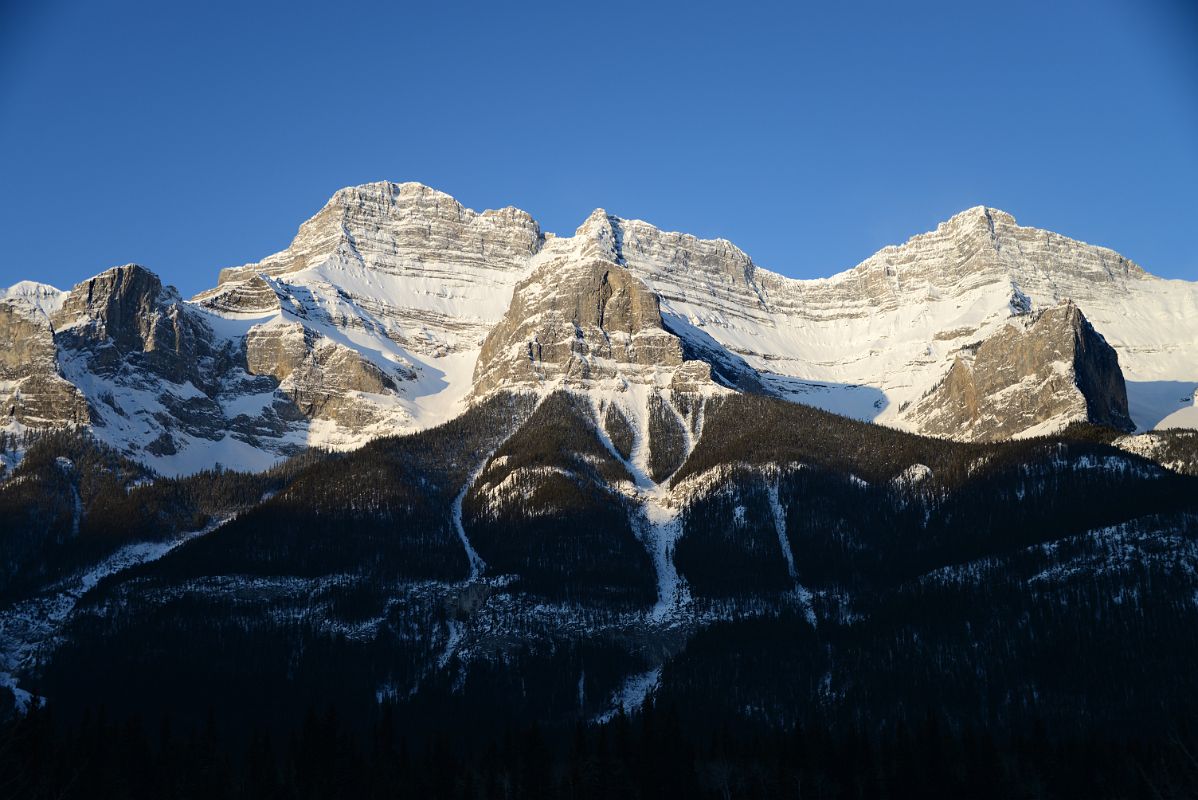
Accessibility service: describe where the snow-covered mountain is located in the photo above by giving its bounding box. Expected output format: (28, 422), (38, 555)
(904, 300), (1134, 441)
(2, 181), (1195, 474)
(588, 204), (1198, 434)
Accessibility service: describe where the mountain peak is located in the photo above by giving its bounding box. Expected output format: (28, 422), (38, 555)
(0, 281), (66, 317)
(216, 181), (543, 289)
(950, 205), (1017, 227)
(904, 298), (1133, 440)
(324, 180), (463, 212)
(1, 280), (64, 300)
(578, 208), (612, 227)
(473, 249), (685, 396)
(322, 181), (540, 228)
(573, 209), (624, 264)
(60, 264), (177, 311)
(1, 181), (1192, 476)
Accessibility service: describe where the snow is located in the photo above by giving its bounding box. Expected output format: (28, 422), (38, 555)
(0, 437), (24, 479)
(893, 463), (933, 487)
(584, 390), (696, 623)
(194, 268), (501, 459)
(452, 442), (518, 581)
(0, 515), (233, 709)
(0, 280), (66, 316)
(767, 478), (816, 626)
(437, 619), (463, 669)
(611, 207), (1198, 435)
(766, 481), (796, 581)
(1128, 381), (1198, 432)
(15, 186), (1198, 480)
(594, 666), (661, 723)
(638, 498), (689, 623)
(1116, 430), (1198, 473)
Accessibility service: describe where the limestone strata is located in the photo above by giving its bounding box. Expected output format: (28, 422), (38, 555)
(208, 181), (544, 357)
(3, 182), (1195, 475)
(473, 252), (685, 395)
(53, 265), (215, 387)
(244, 322), (407, 426)
(585, 205), (1195, 434)
(905, 301), (1133, 440)
(0, 301), (89, 427)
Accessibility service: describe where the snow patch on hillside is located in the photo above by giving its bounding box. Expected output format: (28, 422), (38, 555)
(0, 515), (233, 710)
(594, 666), (661, 723)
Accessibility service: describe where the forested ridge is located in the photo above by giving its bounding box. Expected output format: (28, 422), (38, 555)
(2, 391), (1197, 798)
(5, 700), (1198, 799)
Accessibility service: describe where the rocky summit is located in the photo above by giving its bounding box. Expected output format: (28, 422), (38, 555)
(905, 300), (1134, 441)
(3, 183), (1198, 800)
(2, 182), (1196, 474)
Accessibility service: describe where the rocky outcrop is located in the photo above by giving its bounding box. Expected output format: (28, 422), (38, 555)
(591, 205), (1194, 436)
(468, 203), (753, 398)
(193, 273), (280, 314)
(0, 301), (89, 427)
(53, 265), (215, 387)
(244, 322), (408, 426)
(904, 301), (1134, 440)
(2, 182), (1194, 474)
(473, 254), (686, 395)
(0, 185), (555, 472)
(210, 182), (544, 357)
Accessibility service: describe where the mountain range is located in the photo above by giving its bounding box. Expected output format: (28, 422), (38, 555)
(3, 181), (1195, 477)
(3, 183), (1198, 797)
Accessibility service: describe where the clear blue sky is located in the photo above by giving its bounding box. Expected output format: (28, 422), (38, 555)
(2, 0), (1195, 296)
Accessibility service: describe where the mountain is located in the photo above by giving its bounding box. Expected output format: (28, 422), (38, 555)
(605, 204), (1197, 433)
(0, 283), (89, 428)
(4, 385), (1197, 794)
(3, 185), (547, 474)
(904, 300), (1134, 440)
(3, 184), (1198, 795)
(2, 182), (1195, 477)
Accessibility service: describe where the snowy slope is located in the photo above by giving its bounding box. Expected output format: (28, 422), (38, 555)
(189, 182), (545, 453)
(578, 206), (1198, 434)
(4, 183), (1195, 476)
(0, 281), (67, 316)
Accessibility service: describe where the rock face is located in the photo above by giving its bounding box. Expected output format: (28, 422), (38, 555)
(243, 321), (403, 427)
(184, 181), (550, 464)
(203, 182), (543, 357)
(597, 205), (1196, 432)
(2, 182), (1195, 474)
(472, 213), (730, 484)
(194, 273), (278, 314)
(472, 216), (689, 395)
(43, 266), (289, 469)
(906, 301), (1134, 440)
(0, 184), (552, 473)
(0, 289), (89, 427)
(53, 265), (216, 387)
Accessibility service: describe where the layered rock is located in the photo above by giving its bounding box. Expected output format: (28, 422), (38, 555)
(40, 265), (295, 469)
(905, 301), (1134, 440)
(243, 321), (409, 428)
(471, 215), (732, 493)
(194, 273), (279, 315)
(0, 298), (89, 427)
(472, 250), (685, 395)
(52, 265), (219, 388)
(175, 182), (554, 463)
(41, 261), (432, 471)
(588, 205), (1196, 434)
(204, 181), (544, 357)
(2, 182), (1194, 475)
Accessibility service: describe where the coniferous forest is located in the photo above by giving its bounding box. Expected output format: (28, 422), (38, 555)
(5, 1), (1197, 793)
(3, 392), (1198, 798)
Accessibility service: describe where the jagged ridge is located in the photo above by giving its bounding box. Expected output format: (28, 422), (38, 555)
(1, 182), (1195, 475)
